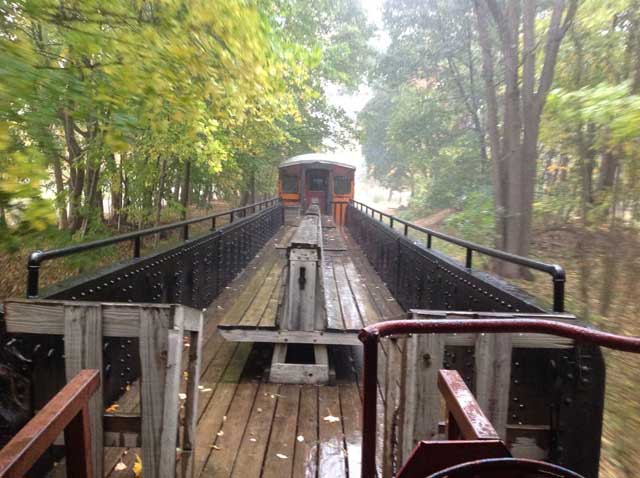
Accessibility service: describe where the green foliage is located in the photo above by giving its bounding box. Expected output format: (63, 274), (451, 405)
(359, 0), (489, 212)
(443, 189), (495, 246)
(0, 0), (372, 238)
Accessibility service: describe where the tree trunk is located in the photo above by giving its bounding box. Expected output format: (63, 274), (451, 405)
(51, 154), (68, 229)
(596, 150), (618, 193)
(155, 158), (168, 226)
(79, 165), (101, 237)
(181, 159), (191, 220)
(599, 169), (621, 316)
(110, 155), (123, 226)
(249, 171), (256, 205)
(476, 0), (577, 278)
(62, 111), (85, 232)
(475, 0), (505, 250)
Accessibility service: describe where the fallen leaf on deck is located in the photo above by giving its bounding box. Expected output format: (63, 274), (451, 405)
(133, 454), (142, 478)
(217, 430), (224, 436)
(257, 408), (263, 413)
(249, 438), (257, 442)
(114, 461), (127, 471)
(323, 415), (340, 423)
(297, 435), (304, 442)
(276, 453), (288, 459)
(211, 445), (221, 450)
(178, 393), (187, 400)
(105, 403), (119, 413)
(200, 387), (213, 392)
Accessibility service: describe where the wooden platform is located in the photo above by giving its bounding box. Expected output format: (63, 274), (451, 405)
(100, 224), (400, 478)
(218, 225), (384, 345)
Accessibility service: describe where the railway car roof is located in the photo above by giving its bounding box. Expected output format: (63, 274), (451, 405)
(279, 153), (356, 170)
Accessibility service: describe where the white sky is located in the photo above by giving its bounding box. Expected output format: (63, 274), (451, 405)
(324, 0), (389, 171)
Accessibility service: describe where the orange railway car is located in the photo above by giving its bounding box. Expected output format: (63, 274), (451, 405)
(278, 153), (355, 225)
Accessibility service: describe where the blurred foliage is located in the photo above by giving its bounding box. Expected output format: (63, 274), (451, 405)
(443, 188), (495, 246)
(0, 0), (372, 246)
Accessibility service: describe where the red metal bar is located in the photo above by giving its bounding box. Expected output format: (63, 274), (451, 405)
(438, 370), (498, 441)
(397, 440), (510, 478)
(361, 337), (379, 478)
(0, 369), (100, 478)
(359, 318), (640, 476)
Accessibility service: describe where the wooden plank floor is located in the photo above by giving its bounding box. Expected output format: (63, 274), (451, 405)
(105, 224), (402, 478)
(219, 225), (386, 344)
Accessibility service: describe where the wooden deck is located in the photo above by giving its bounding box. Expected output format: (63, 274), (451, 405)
(218, 225), (384, 345)
(103, 224), (403, 478)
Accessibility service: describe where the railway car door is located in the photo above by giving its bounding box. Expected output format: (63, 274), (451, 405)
(305, 169), (329, 213)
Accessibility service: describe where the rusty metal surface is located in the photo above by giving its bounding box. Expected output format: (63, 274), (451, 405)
(359, 318), (640, 352)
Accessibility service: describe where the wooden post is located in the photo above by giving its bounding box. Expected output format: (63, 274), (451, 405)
(475, 333), (513, 439)
(400, 333), (444, 463)
(63, 304), (104, 478)
(3, 300), (204, 478)
(181, 309), (204, 478)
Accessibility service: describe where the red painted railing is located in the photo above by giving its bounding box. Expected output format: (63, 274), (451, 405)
(0, 369), (100, 478)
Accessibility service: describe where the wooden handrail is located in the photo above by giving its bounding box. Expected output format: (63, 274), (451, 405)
(437, 369), (499, 441)
(0, 369), (100, 478)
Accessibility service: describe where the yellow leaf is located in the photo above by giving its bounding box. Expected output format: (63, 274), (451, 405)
(105, 403), (119, 413)
(133, 454), (142, 478)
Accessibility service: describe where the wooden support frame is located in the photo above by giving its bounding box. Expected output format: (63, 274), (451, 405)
(0, 369), (100, 478)
(269, 343), (331, 384)
(3, 299), (204, 478)
(389, 309), (577, 472)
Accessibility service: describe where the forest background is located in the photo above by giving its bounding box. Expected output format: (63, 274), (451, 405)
(1, 1), (639, 476)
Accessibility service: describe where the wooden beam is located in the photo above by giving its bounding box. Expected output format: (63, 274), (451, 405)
(437, 370), (499, 441)
(401, 333), (444, 463)
(475, 333), (512, 439)
(139, 306), (170, 478)
(63, 304), (104, 477)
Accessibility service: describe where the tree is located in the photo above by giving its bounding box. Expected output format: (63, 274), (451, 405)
(474, 0), (578, 276)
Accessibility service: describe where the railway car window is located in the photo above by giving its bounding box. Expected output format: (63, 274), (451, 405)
(282, 175), (298, 193)
(334, 176), (351, 195)
(309, 176), (326, 191)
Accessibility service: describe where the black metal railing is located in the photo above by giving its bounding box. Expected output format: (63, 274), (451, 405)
(10, 198), (284, 416)
(27, 198), (281, 299)
(347, 200), (566, 312)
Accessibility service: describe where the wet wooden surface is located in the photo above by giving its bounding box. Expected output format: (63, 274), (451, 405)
(219, 225), (386, 344)
(105, 223), (401, 477)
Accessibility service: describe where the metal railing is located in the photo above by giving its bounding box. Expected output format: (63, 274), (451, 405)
(26, 198), (281, 298)
(349, 200), (566, 312)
